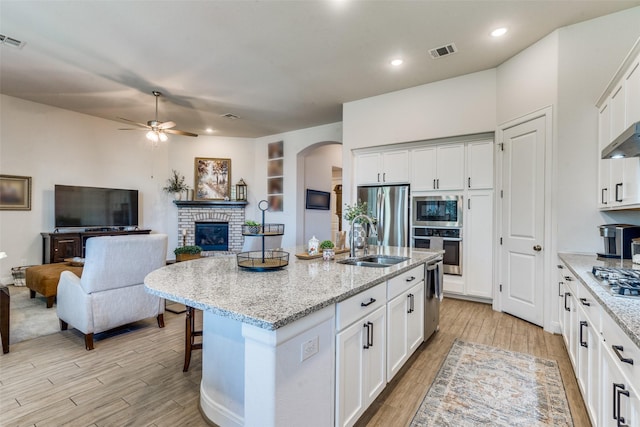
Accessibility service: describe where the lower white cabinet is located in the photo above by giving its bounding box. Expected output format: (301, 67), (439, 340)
(601, 345), (640, 427)
(335, 285), (387, 427)
(464, 190), (493, 298)
(387, 279), (424, 381)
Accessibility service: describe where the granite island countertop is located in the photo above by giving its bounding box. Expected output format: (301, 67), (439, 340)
(559, 252), (640, 348)
(145, 245), (442, 331)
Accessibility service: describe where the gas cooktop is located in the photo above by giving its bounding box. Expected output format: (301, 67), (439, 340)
(592, 266), (640, 297)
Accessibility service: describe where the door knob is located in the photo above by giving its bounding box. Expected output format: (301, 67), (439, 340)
(533, 245), (542, 252)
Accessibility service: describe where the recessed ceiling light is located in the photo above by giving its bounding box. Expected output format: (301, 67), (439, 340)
(491, 27), (508, 37)
(390, 58), (403, 66)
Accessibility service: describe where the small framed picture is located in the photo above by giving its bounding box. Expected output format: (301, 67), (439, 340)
(194, 158), (231, 200)
(0, 175), (31, 210)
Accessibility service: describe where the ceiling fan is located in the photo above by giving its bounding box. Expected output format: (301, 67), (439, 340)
(118, 91), (198, 142)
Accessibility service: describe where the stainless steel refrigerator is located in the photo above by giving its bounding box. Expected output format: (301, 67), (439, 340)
(356, 184), (410, 247)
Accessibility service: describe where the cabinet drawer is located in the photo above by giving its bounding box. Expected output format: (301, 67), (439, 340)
(575, 281), (601, 333)
(603, 311), (640, 382)
(387, 265), (425, 300)
(336, 283), (386, 331)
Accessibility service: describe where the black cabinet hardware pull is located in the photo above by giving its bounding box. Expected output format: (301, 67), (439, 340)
(433, 179), (436, 189)
(579, 321), (588, 348)
(468, 177), (471, 188)
(579, 297), (591, 306)
(363, 323), (370, 349)
(405, 276), (416, 282)
(613, 383), (625, 421)
(602, 188), (608, 204)
(558, 282), (564, 297)
(617, 387), (630, 427)
(612, 345), (634, 365)
(564, 292), (571, 311)
(557, 264), (564, 269)
(383, 172), (386, 182)
(616, 183), (623, 202)
(564, 276), (572, 281)
(361, 298), (376, 307)
(368, 321), (374, 347)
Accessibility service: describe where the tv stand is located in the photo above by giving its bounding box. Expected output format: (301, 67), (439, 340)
(41, 229), (151, 264)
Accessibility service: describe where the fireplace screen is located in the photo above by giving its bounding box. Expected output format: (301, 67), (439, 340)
(195, 222), (229, 251)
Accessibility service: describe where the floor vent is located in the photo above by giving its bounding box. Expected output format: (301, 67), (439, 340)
(428, 43), (457, 59)
(0, 34), (26, 49)
(221, 113), (240, 120)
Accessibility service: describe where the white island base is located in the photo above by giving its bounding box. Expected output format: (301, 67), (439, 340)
(199, 305), (336, 427)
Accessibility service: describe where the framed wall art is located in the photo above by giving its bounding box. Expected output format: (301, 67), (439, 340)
(194, 158), (231, 200)
(0, 175), (32, 210)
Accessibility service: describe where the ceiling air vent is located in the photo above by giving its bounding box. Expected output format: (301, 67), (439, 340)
(221, 113), (240, 120)
(0, 34), (26, 49)
(428, 43), (457, 59)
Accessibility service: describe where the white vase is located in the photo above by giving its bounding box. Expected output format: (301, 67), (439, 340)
(350, 223), (366, 249)
(174, 192), (182, 201)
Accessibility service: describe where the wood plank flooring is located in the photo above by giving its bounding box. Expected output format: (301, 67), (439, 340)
(0, 298), (589, 426)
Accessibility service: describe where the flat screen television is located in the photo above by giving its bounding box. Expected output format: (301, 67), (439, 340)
(54, 185), (139, 228)
(305, 189), (331, 210)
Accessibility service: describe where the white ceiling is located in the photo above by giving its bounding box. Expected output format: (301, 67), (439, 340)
(1, 1), (639, 138)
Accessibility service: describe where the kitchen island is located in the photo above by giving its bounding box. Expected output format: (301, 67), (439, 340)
(144, 245), (441, 427)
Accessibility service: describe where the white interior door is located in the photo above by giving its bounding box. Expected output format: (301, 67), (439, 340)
(500, 115), (546, 326)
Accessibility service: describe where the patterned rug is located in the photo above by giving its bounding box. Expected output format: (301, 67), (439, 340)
(410, 339), (573, 427)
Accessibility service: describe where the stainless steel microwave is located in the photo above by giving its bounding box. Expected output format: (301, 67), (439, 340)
(412, 195), (463, 227)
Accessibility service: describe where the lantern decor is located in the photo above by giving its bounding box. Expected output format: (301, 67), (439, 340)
(235, 178), (247, 201)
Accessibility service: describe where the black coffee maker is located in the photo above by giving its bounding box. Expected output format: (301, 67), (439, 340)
(598, 224), (640, 259)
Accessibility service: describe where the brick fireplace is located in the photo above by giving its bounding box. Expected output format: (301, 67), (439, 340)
(175, 201), (247, 255)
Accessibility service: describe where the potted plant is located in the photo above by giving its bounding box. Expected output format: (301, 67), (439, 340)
(174, 245), (202, 262)
(320, 240), (335, 260)
(243, 220), (262, 235)
(162, 169), (190, 200)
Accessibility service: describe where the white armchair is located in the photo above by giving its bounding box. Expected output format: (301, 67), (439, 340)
(56, 234), (168, 350)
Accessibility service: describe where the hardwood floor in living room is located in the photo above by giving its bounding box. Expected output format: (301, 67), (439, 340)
(0, 298), (589, 426)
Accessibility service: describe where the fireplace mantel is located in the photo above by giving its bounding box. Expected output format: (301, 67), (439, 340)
(174, 200), (248, 208)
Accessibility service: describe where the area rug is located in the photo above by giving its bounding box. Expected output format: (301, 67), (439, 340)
(410, 339), (573, 427)
(6, 285), (59, 344)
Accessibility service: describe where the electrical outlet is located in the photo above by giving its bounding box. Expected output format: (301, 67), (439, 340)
(301, 336), (319, 362)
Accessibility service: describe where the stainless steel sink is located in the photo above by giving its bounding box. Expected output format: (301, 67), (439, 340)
(337, 255), (410, 268)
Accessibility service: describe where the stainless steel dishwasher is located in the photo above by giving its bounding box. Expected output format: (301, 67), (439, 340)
(424, 256), (443, 341)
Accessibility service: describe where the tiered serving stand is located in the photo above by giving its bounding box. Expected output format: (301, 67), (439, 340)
(236, 200), (289, 271)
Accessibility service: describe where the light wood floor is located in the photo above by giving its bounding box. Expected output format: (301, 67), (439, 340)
(0, 298), (589, 426)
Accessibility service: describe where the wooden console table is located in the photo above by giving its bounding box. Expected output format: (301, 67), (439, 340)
(41, 229), (152, 264)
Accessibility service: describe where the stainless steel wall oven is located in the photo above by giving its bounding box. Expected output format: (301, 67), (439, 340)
(412, 227), (462, 275)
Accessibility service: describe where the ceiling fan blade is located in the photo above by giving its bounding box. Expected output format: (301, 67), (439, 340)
(165, 128), (198, 137)
(118, 128), (146, 131)
(158, 121), (176, 129)
(117, 117), (151, 129)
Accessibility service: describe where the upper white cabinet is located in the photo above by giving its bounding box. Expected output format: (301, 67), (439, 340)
(597, 42), (640, 210)
(355, 150), (409, 185)
(466, 140), (494, 190)
(411, 143), (464, 191)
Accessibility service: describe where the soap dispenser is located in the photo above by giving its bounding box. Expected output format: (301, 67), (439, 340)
(308, 235), (319, 255)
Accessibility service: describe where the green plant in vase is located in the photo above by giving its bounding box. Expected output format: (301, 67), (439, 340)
(174, 245), (202, 262)
(244, 220), (261, 234)
(162, 169), (190, 200)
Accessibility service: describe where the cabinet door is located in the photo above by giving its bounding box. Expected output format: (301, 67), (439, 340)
(52, 235), (81, 263)
(464, 191), (493, 298)
(381, 150), (409, 184)
(601, 346), (640, 427)
(624, 56), (640, 127)
(355, 153), (382, 185)
(576, 304), (599, 421)
(598, 103), (611, 208)
(610, 84), (626, 141)
(622, 158), (640, 206)
(406, 281), (425, 356)
(610, 158), (625, 206)
(336, 321), (366, 427)
(410, 147), (437, 191)
(364, 306), (386, 405)
(557, 264), (566, 333)
(436, 144), (465, 190)
(386, 292), (408, 381)
(467, 141), (494, 190)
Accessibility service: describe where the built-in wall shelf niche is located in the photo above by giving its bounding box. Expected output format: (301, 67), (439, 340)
(267, 141), (284, 211)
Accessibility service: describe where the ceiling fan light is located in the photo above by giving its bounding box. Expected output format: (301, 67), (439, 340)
(146, 130), (159, 142)
(159, 132), (168, 142)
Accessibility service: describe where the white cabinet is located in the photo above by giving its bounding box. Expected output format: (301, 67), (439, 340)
(335, 284), (386, 427)
(464, 191), (493, 298)
(411, 144), (464, 191)
(597, 43), (640, 210)
(386, 265), (425, 381)
(466, 140), (494, 190)
(601, 344), (640, 427)
(575, 284), (601, 423)
(355, 150), (409, 185)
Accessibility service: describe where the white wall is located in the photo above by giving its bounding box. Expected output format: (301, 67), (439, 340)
(254, 123), (342, 248)
(302, 143), (342, 243)
(0, 94), (256, 282)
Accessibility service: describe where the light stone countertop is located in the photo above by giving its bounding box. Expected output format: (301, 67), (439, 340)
(145, 245), (442, 330)
(558, 253), (640, 348)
